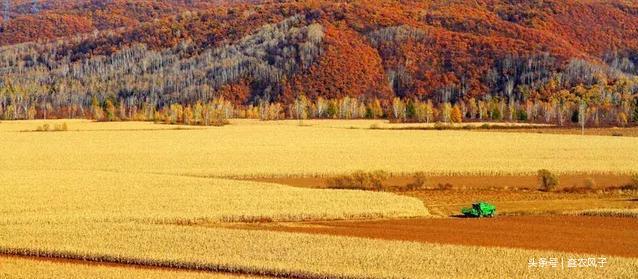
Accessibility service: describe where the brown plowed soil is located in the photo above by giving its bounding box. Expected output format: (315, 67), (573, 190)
(241, 216), (638, 258)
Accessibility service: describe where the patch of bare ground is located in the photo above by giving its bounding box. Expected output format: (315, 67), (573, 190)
(237, 216), (638, 258)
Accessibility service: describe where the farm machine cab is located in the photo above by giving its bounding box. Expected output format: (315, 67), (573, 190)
(461, 202), (496, 218)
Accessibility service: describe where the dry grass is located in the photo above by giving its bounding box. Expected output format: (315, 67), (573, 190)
(1, 119), (637, 177)
(1, 222), (637, 279)
(0, 256), (262, 279)
(0, 170), (428, 225)
(569, 209), (638, 218)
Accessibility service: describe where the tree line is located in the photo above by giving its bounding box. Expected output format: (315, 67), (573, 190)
(18, 78), (633, 128)
(0, 14), (636, 126)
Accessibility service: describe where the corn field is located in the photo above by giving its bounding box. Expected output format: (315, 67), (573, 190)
(1, 222), (637, 279)
(1, 119), (637, 278)
(0, 170), (427, 225)
(1, 120), (637, 177)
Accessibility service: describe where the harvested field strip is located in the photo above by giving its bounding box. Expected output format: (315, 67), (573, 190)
(1, 222), (637, 278)
(241, 216), (638, 258)
(0, 256), (264, 279)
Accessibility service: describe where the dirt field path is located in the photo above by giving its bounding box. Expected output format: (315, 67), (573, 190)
(243, 216), (638, 258)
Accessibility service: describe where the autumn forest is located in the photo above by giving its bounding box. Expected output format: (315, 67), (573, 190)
(1, 0), (638, 126)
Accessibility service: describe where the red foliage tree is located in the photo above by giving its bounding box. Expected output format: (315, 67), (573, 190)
(287, 22), (391, 102)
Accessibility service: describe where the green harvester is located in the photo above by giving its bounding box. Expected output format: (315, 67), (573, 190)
(461, 201), (496, 218)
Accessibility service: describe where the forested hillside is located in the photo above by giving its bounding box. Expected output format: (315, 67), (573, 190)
(0, 0), (637, 125)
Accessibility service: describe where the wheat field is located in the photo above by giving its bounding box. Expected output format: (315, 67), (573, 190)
(1, 120), (637, 177)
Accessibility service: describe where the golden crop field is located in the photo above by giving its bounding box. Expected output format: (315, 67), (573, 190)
(1, 222), (636, 279)
(1, 120), (637, 278)
(1, 119), (637, 177)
